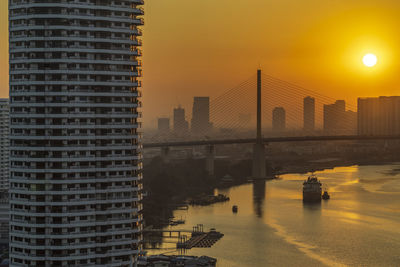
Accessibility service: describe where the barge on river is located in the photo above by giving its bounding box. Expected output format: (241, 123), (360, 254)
(303, 174), (322, 202)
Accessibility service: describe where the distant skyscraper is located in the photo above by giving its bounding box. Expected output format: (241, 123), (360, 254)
(323, 100), (346, 134)
(0, 99), (9, 190)
(303, 96), (315, 131)
(272, 107), (286, 131)
(9, 1), (144, 266)
(191, 97), (212, 135)
(158, 118), (170, 134)
(173, 107), (189, 135)
(345, 110), (358, 134)
(358, 96), (400, 135)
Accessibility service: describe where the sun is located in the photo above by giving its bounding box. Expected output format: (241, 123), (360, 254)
(363, 53), (377, 67)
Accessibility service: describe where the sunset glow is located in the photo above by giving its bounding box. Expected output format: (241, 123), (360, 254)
(2, 1), (400, 126)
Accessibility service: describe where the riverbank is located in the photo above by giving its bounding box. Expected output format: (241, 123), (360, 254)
(189, 194), (230, 206)
(145, 164), (400, 267)
(143, 153), (400, 228)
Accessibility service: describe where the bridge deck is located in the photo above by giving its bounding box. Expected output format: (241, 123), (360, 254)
(143, 135), (400, 148)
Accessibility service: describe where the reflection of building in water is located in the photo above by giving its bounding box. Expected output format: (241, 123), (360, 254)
(252, 180), (266, 218)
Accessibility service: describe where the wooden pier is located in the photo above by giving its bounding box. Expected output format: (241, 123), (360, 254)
(143, 228), (191, 238)
(177, 225), (224, 249)
(143, 224), (224, 249)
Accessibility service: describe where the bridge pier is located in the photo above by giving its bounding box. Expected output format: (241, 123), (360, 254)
(205, 145), (215, 176)
(161, 146), (170, 162)
(252, 143), (266, 178)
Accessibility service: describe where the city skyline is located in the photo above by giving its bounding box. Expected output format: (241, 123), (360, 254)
(2, 1), (400, 128)
(154, 93), (358, 133)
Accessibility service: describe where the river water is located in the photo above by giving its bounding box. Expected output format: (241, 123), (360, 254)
(148, 165), (400, 266)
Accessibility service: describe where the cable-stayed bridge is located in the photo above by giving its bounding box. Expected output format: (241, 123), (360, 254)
(147, 69), (359, 143)
(144, 70), (400, 178)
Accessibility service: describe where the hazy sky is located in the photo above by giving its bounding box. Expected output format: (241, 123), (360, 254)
(2, 0), (400, 128)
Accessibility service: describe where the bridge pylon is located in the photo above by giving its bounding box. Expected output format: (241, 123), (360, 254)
(252, 69), (267, 179)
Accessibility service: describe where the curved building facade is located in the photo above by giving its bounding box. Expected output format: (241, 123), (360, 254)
(9, 0), (144, 266)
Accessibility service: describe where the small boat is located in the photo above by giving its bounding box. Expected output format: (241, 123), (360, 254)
(232, 205), (238, 213)
(175, 217), (185, 225)
(170, 217), (185, 226)
(322, 190), (330, 200)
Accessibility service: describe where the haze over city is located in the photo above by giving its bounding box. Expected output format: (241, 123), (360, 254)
(2, 0), (400, 128)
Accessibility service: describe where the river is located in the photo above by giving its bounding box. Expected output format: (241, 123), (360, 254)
(147, 164), (400, 266)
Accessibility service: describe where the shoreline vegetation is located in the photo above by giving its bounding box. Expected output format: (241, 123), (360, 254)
(143, 152), (400, 229)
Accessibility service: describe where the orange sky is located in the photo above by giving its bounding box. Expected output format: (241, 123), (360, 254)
(2, 0), (400, 128)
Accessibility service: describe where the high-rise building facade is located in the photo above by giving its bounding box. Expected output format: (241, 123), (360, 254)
(0, 99), (9, 249)
(358, 96), (400, 135)
(303, 96), (315, 132)
(323, 100), (346, 134)
(157, 118), (170, 134)
(9, 1), (144, 266)
(173, 107), (189, 135)
(191, 97), (212, 135)
(0, 190), (8, 248)
(272, 107), (286, 131)
(0, 99), (9, 190)
(345, 110), (358, 134)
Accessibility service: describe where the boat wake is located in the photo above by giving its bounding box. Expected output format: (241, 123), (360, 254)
(266, 218), (347, 267)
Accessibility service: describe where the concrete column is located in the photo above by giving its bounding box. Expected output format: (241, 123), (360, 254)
(252, 143), (266, 178)
(205, 145), (215, 176)
(161, 146), (170, 162)
(257, 69), (262, 143)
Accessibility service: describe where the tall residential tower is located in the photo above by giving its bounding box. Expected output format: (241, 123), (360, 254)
(0, 99), (9, 190)
(358, 96), (400, 135)
(173, 107), (189, 135)
(303, 96), (315, 132)
(191, 97), (212, 135)
(157, 118), (170, 135)
(9, 1), (144, 266)
(0, 99), (9, 249)
(272, 107), (286, 132)
(323, 100), (346, 134)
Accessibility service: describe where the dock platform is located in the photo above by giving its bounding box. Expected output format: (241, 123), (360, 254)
(177, 226), (224, 249)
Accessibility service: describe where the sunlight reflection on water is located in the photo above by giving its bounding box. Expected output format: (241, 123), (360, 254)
(149, 164), (400, 267)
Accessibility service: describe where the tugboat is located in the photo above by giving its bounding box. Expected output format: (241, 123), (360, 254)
(322, 190), (330, 200)
(232, 205), (238, 213)
(303, 173), (322, 203)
